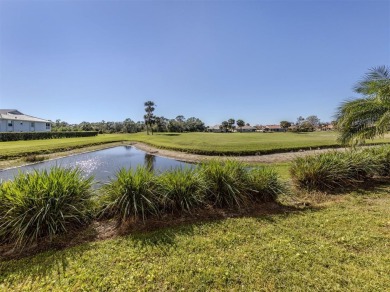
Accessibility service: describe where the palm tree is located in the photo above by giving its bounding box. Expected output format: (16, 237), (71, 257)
(144, 101), (156, 135)
(236, 119), (245, 132)
(221, 121), (229, 133)
(336, 66), (390, 145)
(228, 118), (235, 132)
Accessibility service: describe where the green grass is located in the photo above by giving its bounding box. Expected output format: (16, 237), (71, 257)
(1, 188), (389, 291)
(0, 134), (129, 160)
(2, 132), (390, 160)
(129, 132), (390, 155)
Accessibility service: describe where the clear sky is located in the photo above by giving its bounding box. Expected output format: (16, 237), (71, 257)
(0, 0), (389, 126)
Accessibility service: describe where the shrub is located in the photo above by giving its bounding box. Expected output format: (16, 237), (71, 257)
(0, 131), (98, 142)
(157, 168), (206, 213)
(0, 167), (93, 247)
(199, 160), (250, 208)
(247, 167), (286, 202)
(98, 167), (159, 224)
(24, 155), (46, 163)
(364, 146), (390, 176)
(290, 150), (379, 191)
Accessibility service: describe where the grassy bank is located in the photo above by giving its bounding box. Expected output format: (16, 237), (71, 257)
(129, 132), (390, 155)
(2, 132), (390, 160)
(0, 134), (130, 160)
(1, 188), (389, 291)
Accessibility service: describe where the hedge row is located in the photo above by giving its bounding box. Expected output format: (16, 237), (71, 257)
(0, 161), (286, 248)
(0, 131), (98, 142)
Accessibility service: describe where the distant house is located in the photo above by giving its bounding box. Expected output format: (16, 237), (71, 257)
(264, 125), (285, 132)
(240, 125), (256, 132)
(0, 109), (51, 132)
(208, 125), (222, 133)
(319, 123), (335, 131)
(254, 125), (266, 132)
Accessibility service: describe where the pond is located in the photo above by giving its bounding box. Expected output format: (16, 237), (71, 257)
(0, 146), (192, 186)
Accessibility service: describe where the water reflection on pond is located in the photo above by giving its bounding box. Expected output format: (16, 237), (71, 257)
(0, 146), (191, 186)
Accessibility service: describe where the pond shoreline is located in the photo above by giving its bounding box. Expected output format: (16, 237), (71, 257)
(0, 141), (352, 171)
(133, 142), (351, 164)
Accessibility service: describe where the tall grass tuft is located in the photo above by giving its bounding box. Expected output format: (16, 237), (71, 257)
(247, 167), (286, 202)
(290, 150), (379, 191)
(157, 168), (207, 213)
(199, 160), (250, 208)
(98, 167), (159, 224)
(0, 167), (93, 247)
(365, 146), (390, 176)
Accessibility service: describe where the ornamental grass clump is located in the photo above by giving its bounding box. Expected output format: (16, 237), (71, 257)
(98, 167), (159, 224)
(290, 150), (379, 191)
(247, 167), (286, 202)
(157, 168), (207, 214)
(365, 146), (390, 176)
(199, 160), (250, 208)
(0, 167), (93, 247)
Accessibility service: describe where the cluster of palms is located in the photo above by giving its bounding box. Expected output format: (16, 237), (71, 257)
(337, 66), (390, 145)
(220, 118), (246, 132)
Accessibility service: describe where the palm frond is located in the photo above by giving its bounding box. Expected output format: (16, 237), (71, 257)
(337, 66), (390, 145)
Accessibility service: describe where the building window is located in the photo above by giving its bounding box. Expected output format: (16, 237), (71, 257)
(46, 123), (51, 130)
(7, 120), (12, 127)
(31, 122), (35, 128)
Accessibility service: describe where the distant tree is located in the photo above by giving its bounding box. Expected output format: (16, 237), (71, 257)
(280, 121), (292, 130)
(154, 116), (169, 132)
(236, 119), (245, 132)
(79, 121), (93, 131)
(299, 121), (315, 132)
(221, 121), (229, 132)
(306, 115), (320, 128)
(174, 115), (186, 132)
(122, 118), (138, 133)
(176, 115), (185, 123)
(296, 116), (305, 126)
(185, 117), (205, 132)
(144, 101), (156, 135)
(228, 118), (235, 132)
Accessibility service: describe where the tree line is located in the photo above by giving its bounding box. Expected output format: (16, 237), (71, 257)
(51, 101), (206, 134)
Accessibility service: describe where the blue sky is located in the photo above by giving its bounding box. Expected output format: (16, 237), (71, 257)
(0, 0), (389, 126)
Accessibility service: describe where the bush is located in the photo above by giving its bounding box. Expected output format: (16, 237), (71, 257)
(24, 155), (46, 163)
(157, 168), (206, 213)
(247, 167), (286, 202)
(364, 146), (390, 176)
(0, 131), (98, 142)
(98, 167), (159, 224)
(0, 167), (94, 247)
(290, 150), (379, 191)
(199, 160), (250, 208)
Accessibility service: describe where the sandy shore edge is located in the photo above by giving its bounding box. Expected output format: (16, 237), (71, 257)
(0, 141), (351, 170)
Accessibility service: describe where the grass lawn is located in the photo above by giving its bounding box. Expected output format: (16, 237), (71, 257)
(2, 131), (390, 160)
(1, 187), (389, 291)
(129, 131), (390, 155)
(0, 134), (130, 159)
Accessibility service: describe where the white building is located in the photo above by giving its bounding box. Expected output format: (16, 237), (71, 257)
(0, 109), (51, 132)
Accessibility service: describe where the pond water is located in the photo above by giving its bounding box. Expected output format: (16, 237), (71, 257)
(0, 146), (191, 186)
